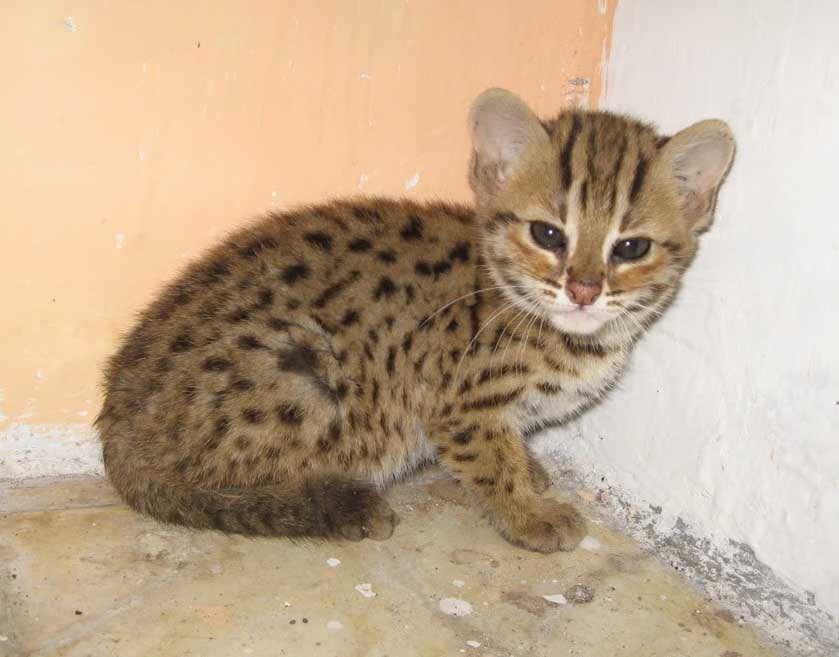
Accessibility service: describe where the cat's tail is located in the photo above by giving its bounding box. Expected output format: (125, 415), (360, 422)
(102, 448), (396, 539)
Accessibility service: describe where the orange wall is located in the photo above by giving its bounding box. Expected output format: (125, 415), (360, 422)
(0, 1), (615, 428)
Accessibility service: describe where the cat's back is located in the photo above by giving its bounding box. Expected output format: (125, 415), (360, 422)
(97, 197), (476, 438)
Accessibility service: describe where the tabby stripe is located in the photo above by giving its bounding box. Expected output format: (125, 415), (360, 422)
(461, 387), (524, 412)
(544, 354), (580, 376)
(312, 270), (361, 308)
(629, 156), (648, 204)
(608, 135), (629, 215)
(453, 452), (478, 462)
(586, 127), (598, 182)
(560, 115), (582, 190)
(478, 364), (527, 384)
(562, 334), (607, 358)
(536, 381), (563, 395)
(452, 424), (479, 445)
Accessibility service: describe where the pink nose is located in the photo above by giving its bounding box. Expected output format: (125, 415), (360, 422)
(566, 278), (602, 306)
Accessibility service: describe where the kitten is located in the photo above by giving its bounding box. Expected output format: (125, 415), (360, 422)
(96, 88), (735, 552)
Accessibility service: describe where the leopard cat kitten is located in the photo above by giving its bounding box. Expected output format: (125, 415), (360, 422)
(97, 88), (735, 552)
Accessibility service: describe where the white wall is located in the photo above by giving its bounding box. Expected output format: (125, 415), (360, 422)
(549, 0), (839, 622)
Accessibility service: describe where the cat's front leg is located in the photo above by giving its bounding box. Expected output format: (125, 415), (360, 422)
(431, 418), (585, 553)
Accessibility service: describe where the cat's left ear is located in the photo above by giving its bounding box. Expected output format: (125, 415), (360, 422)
(658, 120), (736, 233)
(468, 88), (549, 199)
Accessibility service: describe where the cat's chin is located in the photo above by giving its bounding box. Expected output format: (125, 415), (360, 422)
(548, 308), (612, 336)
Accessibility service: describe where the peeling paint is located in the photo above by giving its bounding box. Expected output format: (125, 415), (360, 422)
(404, 172), (420, 190)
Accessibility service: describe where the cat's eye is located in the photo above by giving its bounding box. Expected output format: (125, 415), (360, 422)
(612, 238), (651, 261)
(530, 221), (567, 252)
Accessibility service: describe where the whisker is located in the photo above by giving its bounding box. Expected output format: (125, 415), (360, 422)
(421, 284), (530, 326)
(453, 299), (520, 384)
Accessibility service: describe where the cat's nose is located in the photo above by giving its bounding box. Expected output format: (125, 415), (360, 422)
(566, 278), (602, 307)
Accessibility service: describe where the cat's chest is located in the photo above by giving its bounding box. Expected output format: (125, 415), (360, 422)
(509, 347), (630, 433)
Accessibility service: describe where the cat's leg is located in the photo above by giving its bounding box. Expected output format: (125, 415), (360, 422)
(525, 449), (552, 493)
(431, 419), (585, 553)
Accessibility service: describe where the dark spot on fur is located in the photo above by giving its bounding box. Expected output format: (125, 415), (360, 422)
(237, 335), (265, 350)
(238, 237), (279, 259)
(182, 382), (198, 401)
(335, 381), (349, 400)
(170, 333), (194, 353)
(226, 308), (251, 323)
(401, 332), (413, 354)
(449, 242), (470, 263)
(414, 261), (432, 276)
(341, 309), (360, 326)
(304, 231), (332, 251)
(352, 207), (382, 222)
(200, 260), (230, 285)
(202, 356), (232, 372)
(213, 415), (231, 438)
(317, 421), (342, 452)
(432, 260), (452, 276)
(281, 263), (310, 284)
(277, 403), (304, 424)
(231, 377), (255, 392)
(277, 345), (319, 374)
(242, 408), (267, 424)
(373, 276), (398, 300)
(348, 238), (372, 252)
(377, 249), (397, 263)
(400, 215), (424, 240)
(255, 288), (274, 309)
(267, 317), (290, 331)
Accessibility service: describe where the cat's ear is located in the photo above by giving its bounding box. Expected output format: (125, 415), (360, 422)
(659, 119), (736, 233)
(469, 88), (549, 197)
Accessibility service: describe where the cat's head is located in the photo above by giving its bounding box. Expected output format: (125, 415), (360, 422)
(468, 88), (735, 341)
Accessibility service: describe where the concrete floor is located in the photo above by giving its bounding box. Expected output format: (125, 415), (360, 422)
(1, 471), (780, 657)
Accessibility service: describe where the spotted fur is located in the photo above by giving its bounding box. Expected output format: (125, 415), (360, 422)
(97, 88), (734, 552)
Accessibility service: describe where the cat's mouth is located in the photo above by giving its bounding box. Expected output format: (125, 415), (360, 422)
(549, 306), (613, 335)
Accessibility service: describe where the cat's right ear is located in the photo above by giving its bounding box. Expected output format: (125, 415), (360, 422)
(469, 88), (549, 198)
(658, 119), (736, 234)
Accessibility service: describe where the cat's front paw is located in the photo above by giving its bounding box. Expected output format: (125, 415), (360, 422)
(506, 499), (586, 553)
